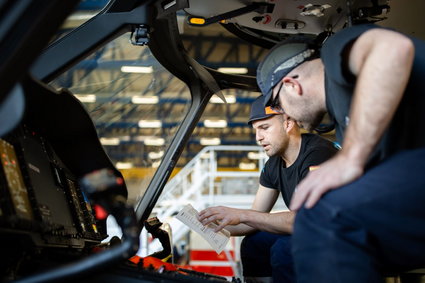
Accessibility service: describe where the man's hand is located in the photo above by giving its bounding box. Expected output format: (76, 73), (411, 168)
(290, 152), (363, 211)
(198, 206), (244, 232)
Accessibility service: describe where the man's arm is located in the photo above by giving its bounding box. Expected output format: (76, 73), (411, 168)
(291, 28), (415, 210)
(198, 185), (295, 235)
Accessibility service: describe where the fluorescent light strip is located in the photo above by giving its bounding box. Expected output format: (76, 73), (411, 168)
(74, 94), (96, 103)
(148, 151), (164, 159)
(210, 95), (236, 104)
(248, 151), (267, 160)
(131, 96), (159, 104)
(200, 138), (221, 146)
(116, 162), (133, 169)
(239, 162), (256, 170)
(138, 120), (162, 128)
(118, 136), (131, 142)
(204, 119), (227, 128)
(217, 67), (248, 74)
(152, 160), (161, 168)
(121, 66), (153, 73)
(145, 138), (165, 146)
(100, 137), (120, 146)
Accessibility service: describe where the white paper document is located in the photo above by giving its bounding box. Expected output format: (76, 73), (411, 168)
(176, 204), (230, 254)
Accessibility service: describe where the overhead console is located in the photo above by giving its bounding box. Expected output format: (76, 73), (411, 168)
(184, 0), (391, 47)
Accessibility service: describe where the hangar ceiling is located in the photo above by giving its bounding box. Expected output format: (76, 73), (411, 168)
(51, 0), (425, 171)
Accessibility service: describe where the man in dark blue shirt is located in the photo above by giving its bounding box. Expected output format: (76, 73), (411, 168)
(257, 24), (425, 282)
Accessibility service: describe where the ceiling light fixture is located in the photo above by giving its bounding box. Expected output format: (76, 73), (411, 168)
(131, 96), (159, 104)
(210, 95), (236, 104)
(148, 151), (164, 159)
(74, 94), (96, 103)
(138, 120), (162, 128)
(217, 67), (248, 74)
(239, 162), (256, 170)
(204, 119), (227, 128)
(118, 136), (130, 142)
(144, 138), (165, 146)
(248, 151), (267, 160)
(152, 160), (161, 168)
(200, 138), (221, 146)
(116, 162), (133, 169)
(121, 66), (153, 73)
(100, 137), (120, 146)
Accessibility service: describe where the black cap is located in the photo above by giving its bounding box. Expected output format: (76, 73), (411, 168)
(257, 37), (319, 106)
(248, 95), (281, 124)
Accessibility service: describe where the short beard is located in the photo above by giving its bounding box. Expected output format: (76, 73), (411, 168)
(304, 110), (326, 132)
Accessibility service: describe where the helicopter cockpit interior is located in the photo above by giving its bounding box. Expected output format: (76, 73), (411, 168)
(0, 0), (423, 282)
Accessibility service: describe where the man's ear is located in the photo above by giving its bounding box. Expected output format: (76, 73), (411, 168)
(283, 114), (296, 133)
(282, 76), (302, 95)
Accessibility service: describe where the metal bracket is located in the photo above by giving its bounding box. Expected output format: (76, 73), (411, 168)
(130, 25), (150, 46)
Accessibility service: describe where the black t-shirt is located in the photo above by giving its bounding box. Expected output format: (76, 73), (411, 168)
(260, 133), (338, 206)
(322, 24), (425, 166)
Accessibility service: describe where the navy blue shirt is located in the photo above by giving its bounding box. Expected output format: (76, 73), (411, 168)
(260, 134), (338, 206)
(322, 24), (425, 166)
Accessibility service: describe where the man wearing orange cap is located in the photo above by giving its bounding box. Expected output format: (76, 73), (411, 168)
(198, 95), (338, 283)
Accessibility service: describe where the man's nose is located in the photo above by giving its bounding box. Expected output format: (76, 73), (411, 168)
(256, 132), (263, 141)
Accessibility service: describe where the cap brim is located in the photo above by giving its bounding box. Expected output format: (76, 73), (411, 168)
(248, 113), (274, 125)
(262, 89), (273, 107)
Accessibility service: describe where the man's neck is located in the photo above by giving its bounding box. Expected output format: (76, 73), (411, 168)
(308, 59), (327, 112)
(281, 133), (302, 167)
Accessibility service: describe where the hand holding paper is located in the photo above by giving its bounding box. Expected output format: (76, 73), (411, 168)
(176, 204), (230, 254)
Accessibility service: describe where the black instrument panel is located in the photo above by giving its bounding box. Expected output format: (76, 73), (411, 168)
(0, 125), (104, 249)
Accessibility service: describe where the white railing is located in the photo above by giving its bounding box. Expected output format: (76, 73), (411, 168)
(139, 145), (269, 278)
(138, 146), (271, 267)
(153, 145), (267, 219)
